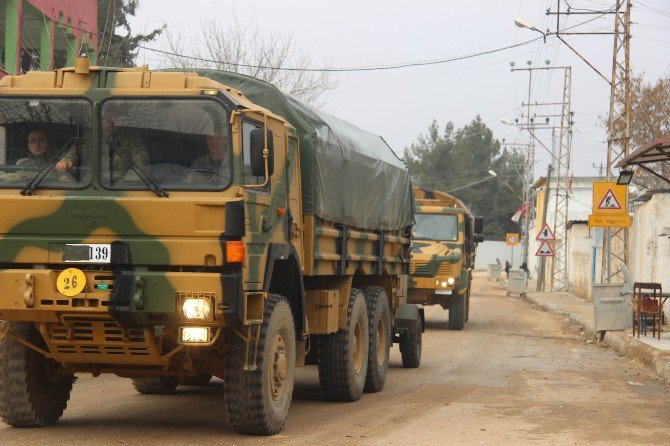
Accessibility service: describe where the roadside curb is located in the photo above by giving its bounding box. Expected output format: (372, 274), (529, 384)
(523, 291), (670, 383)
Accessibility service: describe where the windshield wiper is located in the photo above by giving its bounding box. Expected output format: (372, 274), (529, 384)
(107, 139), (170, 198)
(21, 135), (81, 196)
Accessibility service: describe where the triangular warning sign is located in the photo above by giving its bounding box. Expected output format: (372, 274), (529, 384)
(597, 188), (622, 210)
(536, 223), (556, 241)
(535, 240), (555, 257)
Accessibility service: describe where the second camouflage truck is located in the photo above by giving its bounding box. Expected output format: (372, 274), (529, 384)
(408, 187), (484, 330)
(0, 62), (423, 435)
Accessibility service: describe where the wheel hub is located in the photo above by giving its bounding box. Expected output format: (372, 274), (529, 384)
(271, 333), (287, 400)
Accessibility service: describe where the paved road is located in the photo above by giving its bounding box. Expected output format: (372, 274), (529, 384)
(4, 274), (670, 445)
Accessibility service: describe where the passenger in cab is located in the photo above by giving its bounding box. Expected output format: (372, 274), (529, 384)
(187, 129), (231, 185)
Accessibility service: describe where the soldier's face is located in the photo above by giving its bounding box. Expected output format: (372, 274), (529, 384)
(27, 131), (48, 156)
(205, 132), (228, 159)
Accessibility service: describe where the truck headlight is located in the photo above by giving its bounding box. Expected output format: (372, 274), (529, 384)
(182, 298), (212, 320)
(447, 277), (455, 285)
(441, 281), (448, 287)
(180, 327), (210, 343)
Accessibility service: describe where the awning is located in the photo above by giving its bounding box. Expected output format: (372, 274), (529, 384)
(616, 139), (670, 185)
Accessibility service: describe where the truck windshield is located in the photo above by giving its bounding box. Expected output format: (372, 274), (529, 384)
(413, 214), (459, 241)
(0, 98), (91, 189)
(100, 98), (232, 191)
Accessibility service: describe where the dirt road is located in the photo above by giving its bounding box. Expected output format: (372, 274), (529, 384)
(3, 275), (670, 445)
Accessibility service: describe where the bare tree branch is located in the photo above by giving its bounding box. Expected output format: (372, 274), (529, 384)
(161, 13), (337, 106)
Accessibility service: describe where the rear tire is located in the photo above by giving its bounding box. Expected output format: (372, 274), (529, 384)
(224, 294), (296, 435)
(179, 373), (212, 386)
(400, 316), (422, 368)
(448, 292), (467, 330)
(132, 376), (179, 394)
(318, 288), (369, 401)
(0, 322), (74, 427)
(362, 286), (391, 393)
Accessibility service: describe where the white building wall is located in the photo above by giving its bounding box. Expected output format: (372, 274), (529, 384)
(567, 223), (597, 299)
(528, 176), (603, 288)
(631, 193), (670, 319)
(474, 240), (523, 270)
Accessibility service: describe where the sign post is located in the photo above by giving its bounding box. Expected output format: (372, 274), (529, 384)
(506, 233), (520, 267)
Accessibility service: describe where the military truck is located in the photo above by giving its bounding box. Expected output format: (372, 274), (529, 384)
(0, 61), (423, 435)
(407, 187), (483, 330)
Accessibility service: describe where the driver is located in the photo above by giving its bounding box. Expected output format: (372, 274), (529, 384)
(187, 129), (231, 184)
(1, 130), (72, 182)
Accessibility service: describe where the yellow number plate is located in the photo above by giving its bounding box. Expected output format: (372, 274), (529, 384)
(56, 268), (87, 297)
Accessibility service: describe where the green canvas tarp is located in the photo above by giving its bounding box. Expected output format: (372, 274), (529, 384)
(183, 69), (413, 231)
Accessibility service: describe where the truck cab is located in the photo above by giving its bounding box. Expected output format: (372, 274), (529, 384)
(408, 187), (483, 329)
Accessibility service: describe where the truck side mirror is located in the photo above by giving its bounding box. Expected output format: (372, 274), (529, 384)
(249, 128), (274, 177)
(474, 216), (484, 234)
(473, 234), (484, 243)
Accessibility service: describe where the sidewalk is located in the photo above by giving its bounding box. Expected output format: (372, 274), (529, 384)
(515, 283), (670, 383)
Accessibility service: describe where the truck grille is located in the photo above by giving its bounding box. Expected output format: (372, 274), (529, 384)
(46, 316), (162, 365)
(410, 259), (453, 278)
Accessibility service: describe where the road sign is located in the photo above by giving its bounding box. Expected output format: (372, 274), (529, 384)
(535, 240), (555, 257)
(505, 233), (520, 246)
(536, 223), (556, 241)
(588, 214), (632, 228)
(592, 182), (628, 215)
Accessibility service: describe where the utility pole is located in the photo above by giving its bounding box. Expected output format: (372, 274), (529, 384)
(603, 0), (632, 283)
(592, 163), (606, 176)
(511, 65), (573, 291)
(545, 0), (632, 283)
(537, 163), (552, 291)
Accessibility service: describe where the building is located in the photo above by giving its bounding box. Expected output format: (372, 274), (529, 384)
(531, 175), (606, 297)
(1, 0), (98, 75)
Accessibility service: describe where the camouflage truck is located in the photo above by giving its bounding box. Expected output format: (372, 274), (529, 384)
(0, 61), (423, 435)
(407, 187), (484, 330)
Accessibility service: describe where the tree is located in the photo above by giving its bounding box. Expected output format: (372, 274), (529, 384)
(404, 117), (525, 240)
(162, 13), (336, 106)
(97, 0), (164, 67)
(609, 74), (670, 189)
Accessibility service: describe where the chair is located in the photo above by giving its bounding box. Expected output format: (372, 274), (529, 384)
(633, 282), (663, 339)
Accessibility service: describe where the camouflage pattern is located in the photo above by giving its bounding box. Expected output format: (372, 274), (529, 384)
(407, 187), (475, 306)
(0, 65), (410, 378)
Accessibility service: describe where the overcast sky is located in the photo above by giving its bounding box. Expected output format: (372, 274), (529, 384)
(129, 0), (670, 178)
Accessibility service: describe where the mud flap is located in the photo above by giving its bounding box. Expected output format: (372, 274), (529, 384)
(393, 303), (425, 340)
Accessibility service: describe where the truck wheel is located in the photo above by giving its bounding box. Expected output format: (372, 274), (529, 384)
(132, 376), (179, 394)
(448, 292), (467, 330)
(224, 294), (296, 435)
(362, 286), (391, 393)
(0, 322), (74, 427)
(179, 373), (212, 386)
(399, 316), (422, 368)
(318, 288), (369, 402)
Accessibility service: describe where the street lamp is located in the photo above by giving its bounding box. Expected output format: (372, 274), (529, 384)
(617, 170), (634, 185)
(514, 17), (547, 42)
(446, 170), (497, 194)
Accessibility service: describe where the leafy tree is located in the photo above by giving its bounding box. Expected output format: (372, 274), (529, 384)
(96, 0), (164, 67)
(404, 117), (525, 240)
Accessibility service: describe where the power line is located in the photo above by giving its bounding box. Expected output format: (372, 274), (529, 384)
(138, 38), (545, 73)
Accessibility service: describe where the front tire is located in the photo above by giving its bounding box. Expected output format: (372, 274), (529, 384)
(224, 294), (296, 435)
(400, 316), (422, 369)
(318, 288), (369, 401)
(132, 376), (179, 394)
(448, 292), (467, 330)
(179, 373), (212, 386)
(0, 322), (74, 427)
(362, 286), (391, 393)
